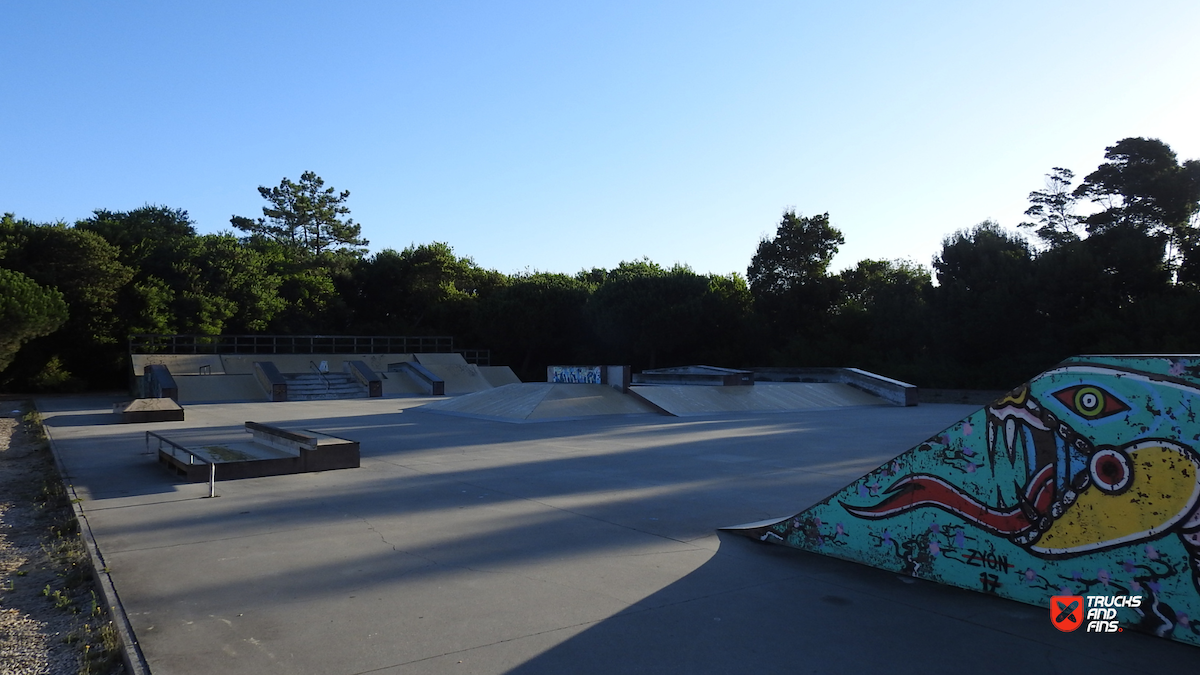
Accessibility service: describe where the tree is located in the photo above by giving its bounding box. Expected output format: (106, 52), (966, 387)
(0, 268), (68, 373)
(232, 171), (368, 257)
(1074, 138), (1200, 276)
(476, 272), (593, 376)
(587, 260), (713, 369)
(0, 214), (134, 387)
(78, 205), (197, 264)
(747, 211), (844, 296)
(930, 221), (1041, 386)
(1019, 168), (1083, 247)
(345, 243), (501, 336)
(0, 215), (133, 345)
(834, 259), (931, 371)
(746, 210), (845, 350)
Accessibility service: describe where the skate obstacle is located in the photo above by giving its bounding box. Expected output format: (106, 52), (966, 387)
(725, 355), (1200, 646)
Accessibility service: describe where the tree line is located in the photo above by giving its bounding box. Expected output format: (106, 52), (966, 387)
(2, 138), (1198, 392)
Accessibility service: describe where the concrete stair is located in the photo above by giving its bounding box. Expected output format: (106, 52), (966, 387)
(283, 373), (368, 401)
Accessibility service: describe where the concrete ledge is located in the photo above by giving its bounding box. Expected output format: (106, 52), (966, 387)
(345, 360), (383, 397)
(254, 361), (288, 402)
(152, 423), (360, 482)
(749, 367), (917, 406)
(142, 364), (178, 401)
(391, 361), (445, 396)
(633, 366), (753, 387)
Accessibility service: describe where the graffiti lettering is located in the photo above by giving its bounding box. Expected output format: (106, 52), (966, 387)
(965, 549), (1013, 571)
(980, 572), (1002, 593)
(550, 366), (602, 384)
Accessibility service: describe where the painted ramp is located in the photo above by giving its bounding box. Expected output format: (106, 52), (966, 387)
(630, 382), (884, 416)
(420, 383), (661, 422)
(724, 355), (1200, 646)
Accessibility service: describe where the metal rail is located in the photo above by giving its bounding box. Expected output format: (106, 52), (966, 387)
(145, 432), (217, 497)
(308, 360), (331, 390)
(128, 334), (491, 365)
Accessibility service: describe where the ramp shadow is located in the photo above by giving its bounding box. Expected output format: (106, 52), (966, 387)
(501, 534), (1198, 675)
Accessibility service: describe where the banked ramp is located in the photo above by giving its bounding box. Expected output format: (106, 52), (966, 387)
(724, 355), (1200, 647)
(629, 382), (885, 416)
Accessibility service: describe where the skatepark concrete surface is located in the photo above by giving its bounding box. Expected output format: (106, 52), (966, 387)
(421, 383), (661, 422)
(37, 396), (1198, 675)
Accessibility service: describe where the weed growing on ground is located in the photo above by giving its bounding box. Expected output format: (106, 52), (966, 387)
(18, 407), (126, 675)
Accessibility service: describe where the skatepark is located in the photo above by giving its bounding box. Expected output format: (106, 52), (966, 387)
(36, 352), (1200, 674)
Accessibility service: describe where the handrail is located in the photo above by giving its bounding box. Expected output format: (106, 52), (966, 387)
(145, 431), (208, 466)
(147, 431), (218, 497)
(308, 361), (331, 389)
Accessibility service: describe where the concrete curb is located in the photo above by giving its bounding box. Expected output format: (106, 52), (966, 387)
(36, 402), (152, 675)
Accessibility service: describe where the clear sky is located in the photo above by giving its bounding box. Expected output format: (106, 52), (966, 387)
(3, 2), (1198, 277)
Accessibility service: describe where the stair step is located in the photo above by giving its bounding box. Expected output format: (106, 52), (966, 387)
(280, 372), (368, 400)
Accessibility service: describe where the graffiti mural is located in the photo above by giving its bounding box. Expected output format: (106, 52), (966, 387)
(728, 356), (1200, 646)
(550, 366), (603, 384)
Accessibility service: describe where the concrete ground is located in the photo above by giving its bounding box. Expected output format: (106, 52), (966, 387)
(36, 396), (1199, 675)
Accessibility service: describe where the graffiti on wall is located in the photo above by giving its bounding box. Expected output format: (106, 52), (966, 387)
(729, 356), (1200, 646)
(551, 366), (603, 384)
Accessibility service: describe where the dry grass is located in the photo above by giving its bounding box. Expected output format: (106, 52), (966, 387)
(0, 403), (126, 675)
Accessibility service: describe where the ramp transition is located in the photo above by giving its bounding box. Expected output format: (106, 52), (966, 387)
(724, 355), (1200, 647)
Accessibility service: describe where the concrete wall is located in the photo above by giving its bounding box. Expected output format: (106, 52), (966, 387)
(732, 355), (1200, 647)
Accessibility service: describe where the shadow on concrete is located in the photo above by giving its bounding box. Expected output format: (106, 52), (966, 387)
(43, 412), (121, 427)
(39, 397), (1200, 674)
(498, 534), (1200, 675)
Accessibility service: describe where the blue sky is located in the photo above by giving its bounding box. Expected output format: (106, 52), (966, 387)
(3, 2), (1198, 277)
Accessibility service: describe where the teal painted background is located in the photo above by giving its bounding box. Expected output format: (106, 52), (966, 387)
(744, 356), (1200, 646)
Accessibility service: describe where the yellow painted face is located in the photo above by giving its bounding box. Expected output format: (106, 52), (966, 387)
(1032, 441), (1200, 556)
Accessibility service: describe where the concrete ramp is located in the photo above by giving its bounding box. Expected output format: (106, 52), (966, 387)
(380, 370), (429, 396)
(421, 383), (660, 422)
(479, 365), (522, 387)
(414, 353), (494, 394)
(723, 355), (1200, 647)
(630, 382), (885, 416)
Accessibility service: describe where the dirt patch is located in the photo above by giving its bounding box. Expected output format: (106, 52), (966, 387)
(0, 407), (125, 675)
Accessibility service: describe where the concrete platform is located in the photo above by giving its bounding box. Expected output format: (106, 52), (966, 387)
(114, 398), (185, 423)
(37, 397), (1199, 675)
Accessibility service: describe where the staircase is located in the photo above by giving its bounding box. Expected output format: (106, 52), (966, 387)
(282, 372), (368, 401)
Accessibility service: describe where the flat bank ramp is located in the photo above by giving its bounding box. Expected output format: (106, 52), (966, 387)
(629, 382), (884, 416)
(413, 353), (494, 394)
(479, 366), (522, 387)
(722, 355), (1200, 648)
(421, 383), (660, 422)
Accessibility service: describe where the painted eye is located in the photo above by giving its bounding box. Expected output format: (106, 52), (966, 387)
(1089, 448), (1132, 494)
(1051, 385), (1130, 420)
